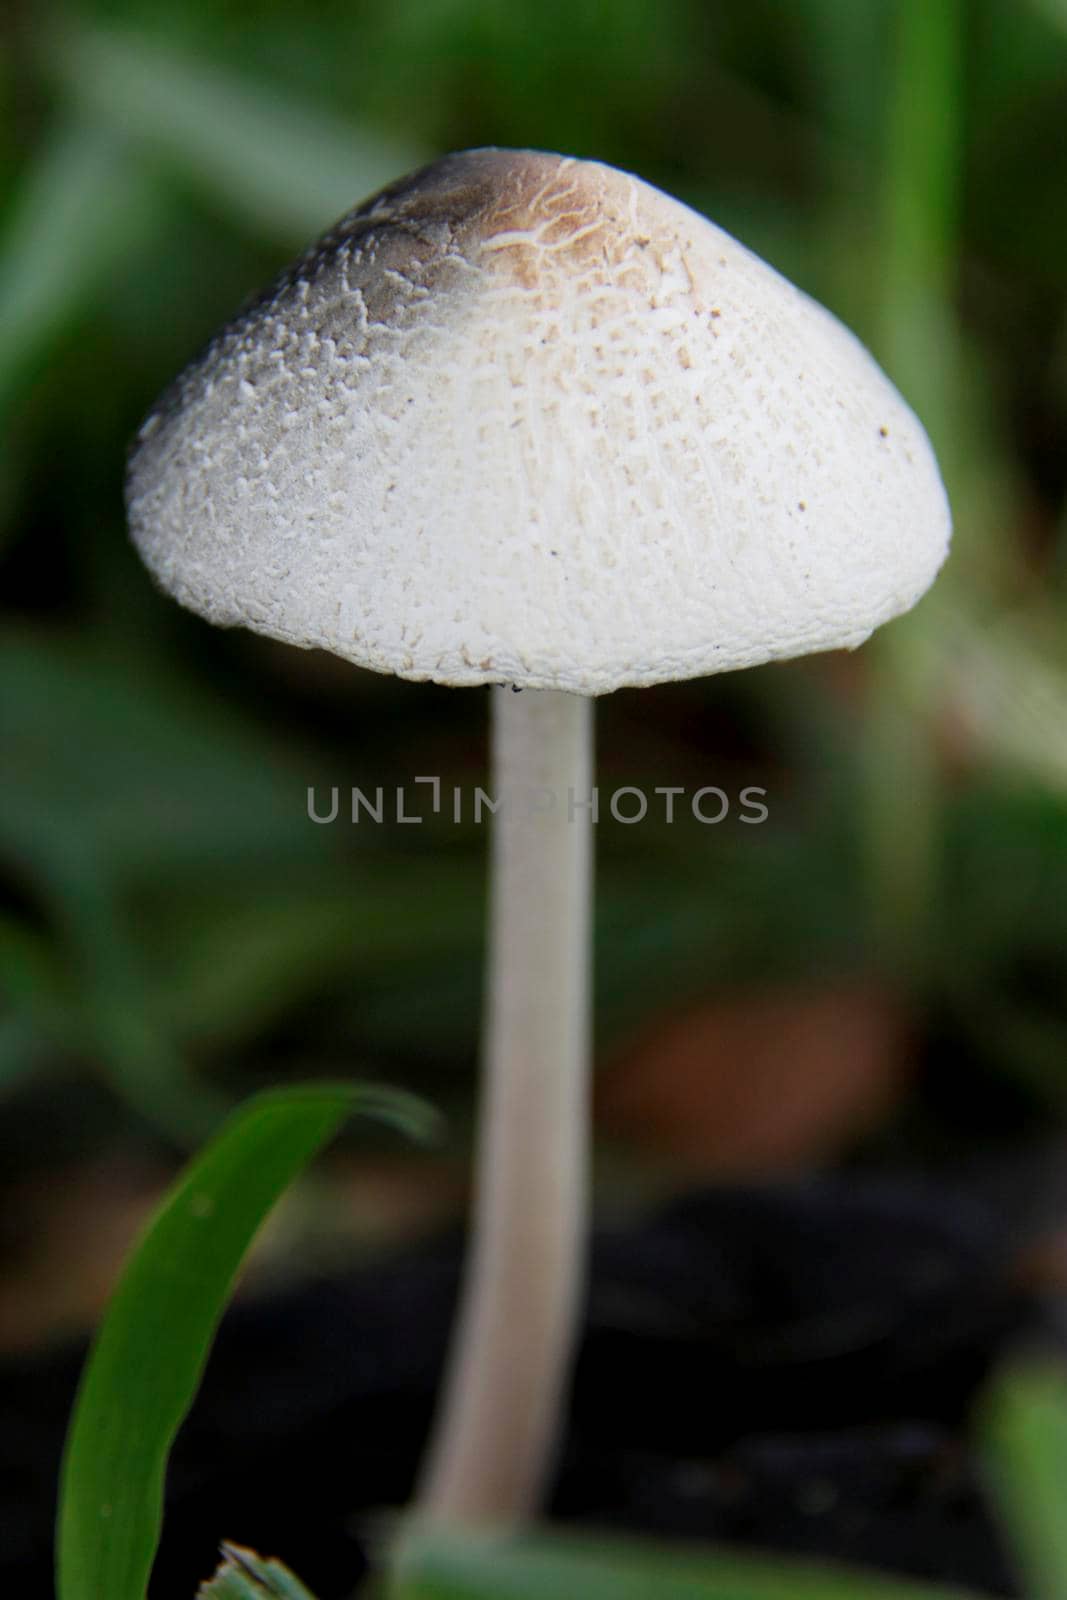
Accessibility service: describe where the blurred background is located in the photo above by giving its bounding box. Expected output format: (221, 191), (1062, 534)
(2, 0), (1067, 1591)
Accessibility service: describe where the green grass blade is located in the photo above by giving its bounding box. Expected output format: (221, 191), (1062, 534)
(57, 1082), (438, 1600)
(880, 0), (964, 440)
(981, 1360), (1067, 1600)
(391, 1528), (985, 1600)
(859, 0), (965, 978)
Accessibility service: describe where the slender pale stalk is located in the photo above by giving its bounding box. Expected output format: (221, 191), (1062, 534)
(416, 686), (594, 1525)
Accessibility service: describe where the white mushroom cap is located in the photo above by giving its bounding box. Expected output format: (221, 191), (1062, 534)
(127, 148), (951, 695)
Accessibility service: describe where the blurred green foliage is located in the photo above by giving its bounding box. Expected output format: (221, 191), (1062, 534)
(982, 1361), (1067, 1600)
(391, 1526), (988, 1600)
(1, 0), (1067, 1156)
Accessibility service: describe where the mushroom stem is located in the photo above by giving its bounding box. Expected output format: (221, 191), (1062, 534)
(417, 685), (594, 1526)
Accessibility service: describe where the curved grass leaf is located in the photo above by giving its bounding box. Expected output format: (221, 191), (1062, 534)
(981, 1359), (1067, 1600)
(57, 1082), (439, 1600)
(391, 1528), (984, 1600)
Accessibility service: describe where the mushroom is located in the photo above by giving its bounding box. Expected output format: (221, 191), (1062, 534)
(126, 149), (951, 1531)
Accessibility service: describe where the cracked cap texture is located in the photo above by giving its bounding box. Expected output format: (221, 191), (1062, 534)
(127, 148), (951, 694)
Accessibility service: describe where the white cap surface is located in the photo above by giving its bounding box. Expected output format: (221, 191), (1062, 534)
(127, 149), (951, 694)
